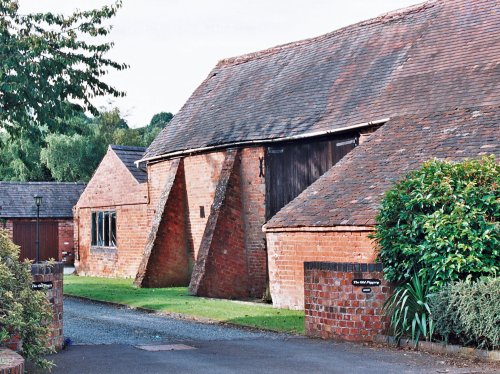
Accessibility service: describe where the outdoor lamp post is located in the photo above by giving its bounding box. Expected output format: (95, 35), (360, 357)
(34, 195), (42, 263)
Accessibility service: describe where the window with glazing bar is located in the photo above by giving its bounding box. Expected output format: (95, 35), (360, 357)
(91, 211), (117, 247)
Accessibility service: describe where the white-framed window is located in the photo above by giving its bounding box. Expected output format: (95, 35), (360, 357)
(91, 211), (117, 247)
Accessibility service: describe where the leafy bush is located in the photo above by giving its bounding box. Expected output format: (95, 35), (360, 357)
(0, 230), (54, 369)
(374, 156), (499, 288)
(383, 272), (435, 346)
(431, 277), (500, 349)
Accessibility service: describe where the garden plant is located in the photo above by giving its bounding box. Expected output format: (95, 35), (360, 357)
(0, 230), (54, 369)
(374, 156), (499, 347)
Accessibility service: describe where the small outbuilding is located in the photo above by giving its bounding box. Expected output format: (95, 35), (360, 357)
(74, 145), (149, 277)
(0, 182), (85, 263)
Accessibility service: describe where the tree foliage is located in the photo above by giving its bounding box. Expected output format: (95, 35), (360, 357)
(40, 133), (105, 182)
(0, 131), (49, 181)
(0, 230), (54, 369)
(0, 108), (173, 182)
(0, 0), (127, 135)
(149, 112), (173, 128)
(374, 156), (499, 288)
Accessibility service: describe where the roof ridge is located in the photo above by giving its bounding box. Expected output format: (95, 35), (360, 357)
(110, 144), (146, 152)
(216, 0), (436, 68)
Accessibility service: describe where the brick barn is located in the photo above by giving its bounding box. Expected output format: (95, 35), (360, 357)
(132, 0), (499, 302)
(74, 145), (149, 278)
(0, 182), (85, 264)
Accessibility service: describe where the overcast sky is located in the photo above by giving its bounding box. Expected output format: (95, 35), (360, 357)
(20, 0), (422, 128)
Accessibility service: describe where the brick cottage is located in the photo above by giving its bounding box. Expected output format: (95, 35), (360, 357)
(74, 145), (149, 277)
(0, 182), (85, 264)
(132, 0), (499, 303)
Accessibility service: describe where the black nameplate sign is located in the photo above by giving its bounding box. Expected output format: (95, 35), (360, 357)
(32, 281), (53, 291)
(352, 279), (381, 287)
(362, 287), (372, 293)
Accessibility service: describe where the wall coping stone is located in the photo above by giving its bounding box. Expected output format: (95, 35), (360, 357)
(31, 262), (64, 275)
(304, 261), (383, 272)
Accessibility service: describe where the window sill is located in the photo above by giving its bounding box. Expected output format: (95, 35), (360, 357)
(90, 246), (117, 255)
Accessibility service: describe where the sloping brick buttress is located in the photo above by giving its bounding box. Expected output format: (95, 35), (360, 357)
(134, 158), (192, 287)
(188, 149), (249, 299)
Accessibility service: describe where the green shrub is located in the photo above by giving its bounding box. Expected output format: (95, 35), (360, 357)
(0, 230), (54, 369)
(383, 271), (435, 346)
(431, 277), (499, 349)
(374, 156), (499, 288)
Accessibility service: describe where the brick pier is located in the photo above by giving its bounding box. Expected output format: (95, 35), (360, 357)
(304, 262), (393, 342)
(31, 262), (64, 350)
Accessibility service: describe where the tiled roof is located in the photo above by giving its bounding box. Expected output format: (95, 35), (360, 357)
(110, 145), (147, 183)
(0, 182), (86, 218)
(145, 0), (500, 160)
(265, 106), (500, 229)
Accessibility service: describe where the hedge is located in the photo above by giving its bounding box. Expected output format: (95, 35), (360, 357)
(431, 277), (500, 350)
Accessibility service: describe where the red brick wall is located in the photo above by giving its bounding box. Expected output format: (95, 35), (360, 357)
(240, 148), (267, 297)
(141, 160), (192, 287)
(189, 150), (249, 298)
(77, 148), (148, 207)
(58, 220), (75, 264)
(76, 204), (149, 278)
(183, 152), (225, 259)
(147, 147), (267, 298)
(75, 148), (150, 278)
(304, 262), (392, 342)
(266, 229), (376, 309)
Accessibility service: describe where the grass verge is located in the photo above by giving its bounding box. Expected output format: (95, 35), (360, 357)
(64, 275), (304, 334)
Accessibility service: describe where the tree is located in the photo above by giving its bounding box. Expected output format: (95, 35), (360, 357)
(93, 107), (129, 145)
(149, 112), (173, 129)
(113, 128), (143, 147)
(40, 133), (106, 182)
(0, 130), (49, 181)
(141, 111), (173, 146)
(0, 0), (127, 135)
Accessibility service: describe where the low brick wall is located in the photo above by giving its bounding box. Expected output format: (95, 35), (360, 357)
(31, 262), (64, 351)
(266, 230), (376, 310)
(0, 348), (24, 374)
(304, 262), (392, 342)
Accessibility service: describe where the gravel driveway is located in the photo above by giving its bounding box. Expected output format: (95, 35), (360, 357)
(40, 297), (498, 374)
(64, 297), (281, 345)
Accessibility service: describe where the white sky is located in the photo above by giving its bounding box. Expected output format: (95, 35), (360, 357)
(19, 0), (422, 128)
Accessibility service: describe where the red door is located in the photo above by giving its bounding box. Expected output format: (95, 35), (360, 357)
(13, 221), (59, 261)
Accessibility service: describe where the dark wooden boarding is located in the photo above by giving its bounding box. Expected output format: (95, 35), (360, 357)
(265, 134), (356, 219)
(13, 220), (59, 261)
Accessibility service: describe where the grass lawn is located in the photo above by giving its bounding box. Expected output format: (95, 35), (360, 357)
(64, 275), (304, 334)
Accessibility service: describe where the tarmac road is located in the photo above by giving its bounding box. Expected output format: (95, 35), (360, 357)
(33, 297), (498, 374)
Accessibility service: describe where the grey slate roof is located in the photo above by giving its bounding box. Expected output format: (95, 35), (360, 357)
(0, 182), (86, 218)
(144, 0), (500, 160)
(110, 145), (147, 183)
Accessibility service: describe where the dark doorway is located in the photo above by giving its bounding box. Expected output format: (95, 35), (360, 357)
(265, 134), (357, 220)
(13, 221), (59, 261)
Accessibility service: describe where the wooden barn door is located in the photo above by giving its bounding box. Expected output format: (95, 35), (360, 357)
(265, 135), (357, 220)
(13, 221), (59, 261)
